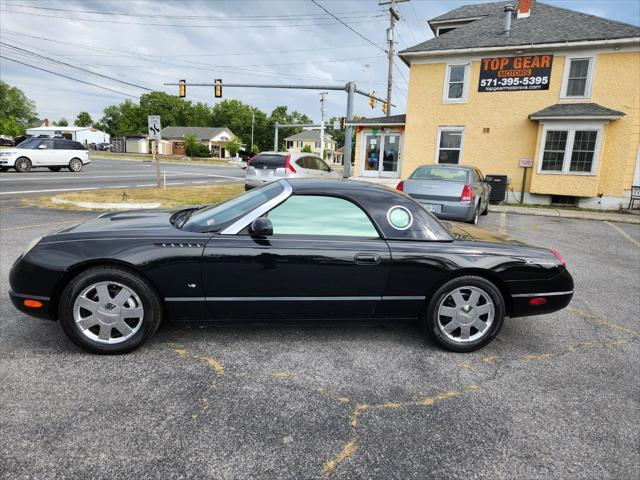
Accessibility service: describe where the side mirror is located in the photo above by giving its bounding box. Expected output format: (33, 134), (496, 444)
(249, 217), (273, 237)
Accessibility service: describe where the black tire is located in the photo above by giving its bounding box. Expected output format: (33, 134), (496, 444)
(59, 266), (163, 354)
(422, 275), (505, 353)
(466, 204), (480, 224)
(15, 157), (31, 172)
(68, 158), (84, 172)
(48, 167), (61, 172)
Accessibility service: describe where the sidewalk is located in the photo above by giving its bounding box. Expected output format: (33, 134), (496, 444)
(489, 204), (640, 224)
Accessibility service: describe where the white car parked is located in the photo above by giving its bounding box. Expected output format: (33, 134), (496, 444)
(245, 152), (339, 190)
(0, 138), (90, 173)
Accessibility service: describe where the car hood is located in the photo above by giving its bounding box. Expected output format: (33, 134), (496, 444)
(44, 209), (186, 241)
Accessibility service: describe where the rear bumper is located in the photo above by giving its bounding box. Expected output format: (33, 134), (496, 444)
(411, 197), (476, 221)
(508, 268), (575, 318)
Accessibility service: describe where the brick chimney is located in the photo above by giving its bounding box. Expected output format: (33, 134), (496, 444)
(43, 118), (49, 127)
(517, 0), (533, 19)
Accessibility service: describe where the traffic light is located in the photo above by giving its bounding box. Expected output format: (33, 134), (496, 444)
(381, 102), (387, 114)
(369, 91), (377, 109)
(340, 117), (346, 129)
(214, 78), (222, 98)
(178, 79), (186, 98)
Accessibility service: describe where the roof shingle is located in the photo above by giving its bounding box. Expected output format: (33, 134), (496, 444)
(401, 2), (640, 56)
(160, 126), (232, 140)
(529, 103), (626, 119)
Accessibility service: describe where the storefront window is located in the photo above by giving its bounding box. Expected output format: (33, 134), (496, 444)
(437, 128), (463, 164)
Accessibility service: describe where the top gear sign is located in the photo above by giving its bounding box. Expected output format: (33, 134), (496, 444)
(478, 54), (553, 92)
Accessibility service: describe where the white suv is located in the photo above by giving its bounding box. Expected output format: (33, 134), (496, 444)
(245, 152), (339, 190)
(0, 138), (90, 173)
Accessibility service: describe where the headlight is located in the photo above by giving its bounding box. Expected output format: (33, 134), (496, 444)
(0, 151), (12, 156)
(24, 235), (43, 256)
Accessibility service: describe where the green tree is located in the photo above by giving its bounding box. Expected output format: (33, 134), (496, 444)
(74, 111), (93, 127)
(0, 81), (38, 127)
(268, 106), (313, 151)
(301, 145), (313, 153)
(224, 137), (242, 157)
(139, 91), (191, 127)
(0, 117), (24, 137)
(99, 99), (145, 136)
(55, 118), (69, 127)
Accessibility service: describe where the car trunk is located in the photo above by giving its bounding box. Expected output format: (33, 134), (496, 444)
(248, 154), (288, 179)
(403, 179), (464, 202)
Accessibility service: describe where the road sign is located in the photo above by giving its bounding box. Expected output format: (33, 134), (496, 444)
(148, 115), (161, 140)
(333, 120), (340, 130)
(519, 158), (533, 168)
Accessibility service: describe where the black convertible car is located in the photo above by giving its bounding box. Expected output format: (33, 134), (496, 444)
(9, 179), (573, 354)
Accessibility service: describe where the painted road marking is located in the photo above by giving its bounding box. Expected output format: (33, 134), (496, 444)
(604, 221), (639, 248)
(0, 173), (193, 181)
(1, 185), (131, 195)
(498, 212), (507, 235)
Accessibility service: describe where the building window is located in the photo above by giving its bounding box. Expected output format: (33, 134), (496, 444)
(561, 57), (594, 98)
(315, 141), (320, 149)
(538, 126), (601, 175)
(436, 127), (464, 164)
(444, 64), (469, 102)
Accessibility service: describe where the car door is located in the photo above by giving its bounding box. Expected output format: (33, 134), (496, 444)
(314, 157), (335, 178)
(54, 140), (73, 166)
(201, 194), (391, 320)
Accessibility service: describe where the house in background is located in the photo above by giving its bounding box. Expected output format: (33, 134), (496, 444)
(390, 0), (640, 209)
(285, 130), (337, 162)
(160, 126), (238, 157)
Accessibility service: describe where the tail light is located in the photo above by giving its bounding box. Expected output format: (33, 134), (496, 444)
(550, 248), (566, 267)
(285, 154), (296, 174)
(396, 181), (404, 191)
(460, 184), (474, 203)
(247, 155), (256, 167)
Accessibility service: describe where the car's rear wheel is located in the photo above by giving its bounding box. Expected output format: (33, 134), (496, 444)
(481, 201), (489, 216)
(422, 275), (505, 352)
(15, 157), (31, 172)
(59, 266), (163, 354)
(48, 167), (61, 172)
(467, 205), (480, 224)
(68, 158), (84, 172)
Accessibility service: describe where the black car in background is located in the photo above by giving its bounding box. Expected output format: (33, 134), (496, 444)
(9, 179), (573, 354)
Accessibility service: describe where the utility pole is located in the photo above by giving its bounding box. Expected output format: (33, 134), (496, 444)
(319, 91), (327, 159)
(380, 0), (406, 116)
(250, 109), (255, 151)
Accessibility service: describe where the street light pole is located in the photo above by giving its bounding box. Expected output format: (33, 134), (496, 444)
(319, 91), (327, 159)
(343, 82), (355, 178)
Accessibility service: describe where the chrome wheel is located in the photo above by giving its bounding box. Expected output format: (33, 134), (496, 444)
(73, 281), (144, 344)
(15, 158), (31, 172)
(437, 286), (494, 343)
(69, 158), (83, 172)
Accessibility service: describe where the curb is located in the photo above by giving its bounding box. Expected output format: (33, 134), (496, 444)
(89, 155), (236, 168)
(489, 205), (640, 224)
(51, 197), (161, 210)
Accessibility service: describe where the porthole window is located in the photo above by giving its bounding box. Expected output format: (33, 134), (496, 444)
(387, 206), (413, 230)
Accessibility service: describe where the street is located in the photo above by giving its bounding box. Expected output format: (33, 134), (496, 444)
(1, 205), (638, 479)
(0, 156), (245, 199)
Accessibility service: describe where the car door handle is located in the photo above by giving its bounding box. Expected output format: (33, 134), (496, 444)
(354, 253), (381, 265)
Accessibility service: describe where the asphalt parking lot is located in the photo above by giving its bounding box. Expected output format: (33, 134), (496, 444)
(0, 156), (244, 199)
(0, 205), (638, 479)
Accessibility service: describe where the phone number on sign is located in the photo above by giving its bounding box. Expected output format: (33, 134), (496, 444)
(480, 76), (549, 87)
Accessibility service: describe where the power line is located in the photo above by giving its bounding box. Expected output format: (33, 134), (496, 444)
(0, 55), (137, 98)
(309, 0), (388, 54)
(0, 8), (386, 28)
(0, 42), (154, 91)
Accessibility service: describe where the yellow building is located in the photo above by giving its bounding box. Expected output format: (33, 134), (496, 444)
(353, 0), (640, 209)
(285, 130), (337, 162)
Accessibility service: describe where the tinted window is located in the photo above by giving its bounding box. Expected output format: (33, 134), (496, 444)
(298, 156), (317, 170)
(267, 195), (378, 237)
(40, 139), (54, 150)
(315, 158), (331, 172)
(16, 138), (40, 149)
(74, 141), (86, 150)
(184, 182), (283, 231)
(251, 154), (286, 169)
(54, 140), (70, 150)
(410, 166), (469, 183)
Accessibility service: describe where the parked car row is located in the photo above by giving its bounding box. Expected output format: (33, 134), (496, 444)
(0, 138), (90, 172)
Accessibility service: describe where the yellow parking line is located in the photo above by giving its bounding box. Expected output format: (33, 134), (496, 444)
(604, 221), (639, 248)
(1, 218), (91, 231)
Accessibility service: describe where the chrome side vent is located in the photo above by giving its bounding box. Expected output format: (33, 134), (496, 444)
(156, 243), (204, 248)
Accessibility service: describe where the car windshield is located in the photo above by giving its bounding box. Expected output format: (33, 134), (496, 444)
(182, 181), (284, 232)
(410, 166), (469, 183)
(15, 138), (41, 149)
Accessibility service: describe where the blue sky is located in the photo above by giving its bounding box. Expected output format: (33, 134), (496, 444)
(1, 0), (638, 125)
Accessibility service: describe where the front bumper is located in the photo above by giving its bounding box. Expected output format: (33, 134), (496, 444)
(9, 290), (53, 320)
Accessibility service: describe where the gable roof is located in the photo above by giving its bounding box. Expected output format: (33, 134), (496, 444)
(284, 130), (333, 142)
(401, 2), (640, 58)
(529, 103), (625, 120)
(160, 126), (233, 140)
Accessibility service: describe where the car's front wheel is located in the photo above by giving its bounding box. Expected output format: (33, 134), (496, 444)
(59, 266), (163, 354)
(15, 157), (31, 172)
(68, 158), (84, 172)
(423, 275), (505, 352)
(48, 167), (61, 172)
